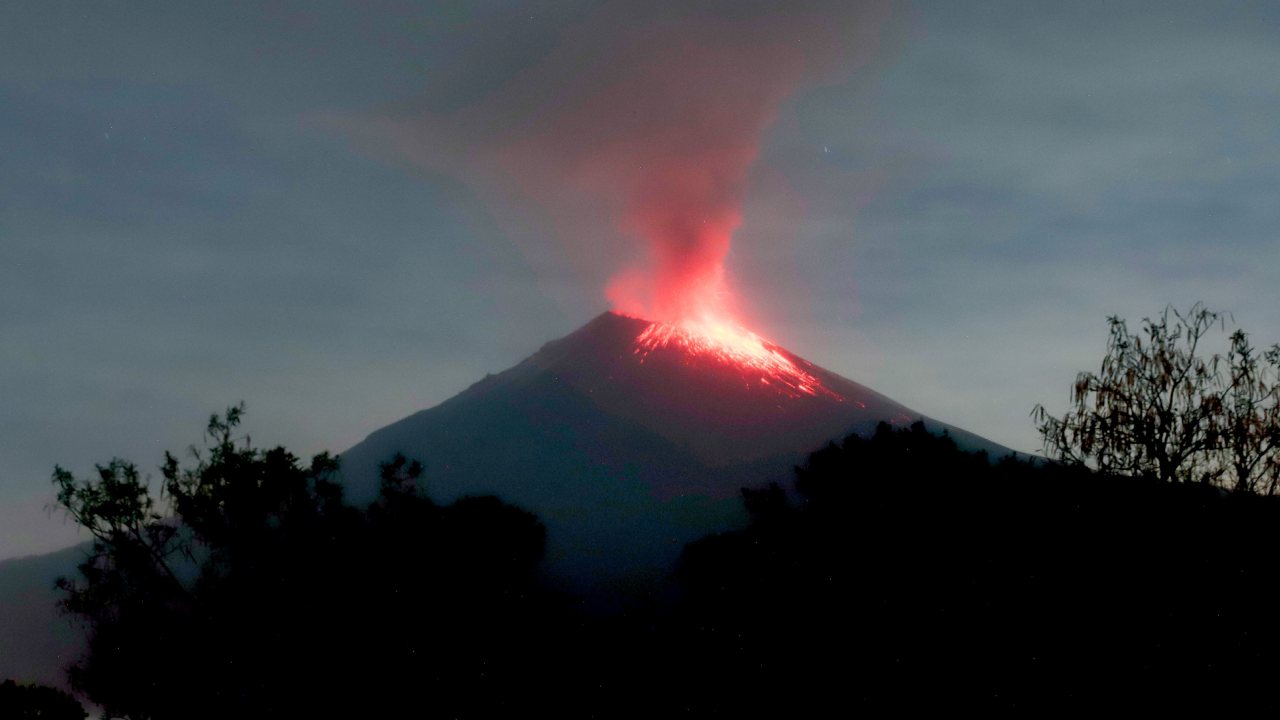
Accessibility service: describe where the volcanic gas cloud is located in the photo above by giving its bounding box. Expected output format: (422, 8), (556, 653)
(375, 1), (887, 388)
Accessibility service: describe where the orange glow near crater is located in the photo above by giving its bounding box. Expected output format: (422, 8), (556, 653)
(631, 314), (842, 401)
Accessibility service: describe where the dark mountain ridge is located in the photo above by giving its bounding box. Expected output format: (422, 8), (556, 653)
(0, 311), (1012, 687)
(337, 311), (1011, 584)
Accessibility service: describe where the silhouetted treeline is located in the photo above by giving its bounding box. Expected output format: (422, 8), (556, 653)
(656, 422), (1280, 713)
(0, 679), (86, 719)
(53, 409), (577, 719)
(54, 413), (1280, 717)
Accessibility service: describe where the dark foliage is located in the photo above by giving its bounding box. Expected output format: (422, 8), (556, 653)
(53, 407), (1280, 716)
(53, 407), (570, 719)
(663, 421), (1280, 713)
(1034, 303), (1280, 492)
(0, 679), (87, 719)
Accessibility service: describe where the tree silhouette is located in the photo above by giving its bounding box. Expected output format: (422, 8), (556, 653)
(1221, 328), (1280, 493)
(52, 406), (564, 719)
(0, 679), (87, 719)
(668, 421), (1280, 713)
(1033, 303), (1280, 492)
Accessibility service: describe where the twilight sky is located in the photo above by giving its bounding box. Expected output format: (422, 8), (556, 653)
(3, 0), (1278, 559)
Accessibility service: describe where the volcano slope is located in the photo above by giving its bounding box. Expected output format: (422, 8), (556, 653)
(338, 311), (1009, 589)
(0, 312), (1010, 688)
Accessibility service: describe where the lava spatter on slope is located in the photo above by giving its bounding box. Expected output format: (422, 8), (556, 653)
(631, 318), (842, 401)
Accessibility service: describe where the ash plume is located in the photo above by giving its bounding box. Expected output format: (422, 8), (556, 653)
(364, 0), (890, 324)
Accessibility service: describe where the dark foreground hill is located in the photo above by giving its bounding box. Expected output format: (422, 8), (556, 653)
(6, 418), (1280, 713)
(619, 423), (1280, 714)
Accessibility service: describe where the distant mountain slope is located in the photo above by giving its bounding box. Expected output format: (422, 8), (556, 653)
(0, 312), (1011, 686)
(0, 545), (84, 688)
(338, 312), (1010, 585)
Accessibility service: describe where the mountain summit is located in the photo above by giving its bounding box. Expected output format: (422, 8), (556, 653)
(338, 312), (1008, 586)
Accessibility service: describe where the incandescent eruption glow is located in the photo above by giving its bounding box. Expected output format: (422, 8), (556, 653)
(371, 2), (888, 367)
(631, 315), (842, 401)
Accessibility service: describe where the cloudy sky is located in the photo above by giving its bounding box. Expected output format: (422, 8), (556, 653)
(3, 0), (1278, 559)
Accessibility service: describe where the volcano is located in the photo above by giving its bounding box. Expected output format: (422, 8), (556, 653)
(0, 312), (1012, 688)
(338, 311), (1009, 588)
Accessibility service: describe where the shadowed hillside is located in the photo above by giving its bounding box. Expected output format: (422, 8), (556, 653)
(10, 416), (1280, 714)
(651, 422), (1280, 713)
(338, 312), (1009, 589)
(0, 546), (85, 687)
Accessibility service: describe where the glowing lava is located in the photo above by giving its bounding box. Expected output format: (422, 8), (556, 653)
(631, 316), (842, 401)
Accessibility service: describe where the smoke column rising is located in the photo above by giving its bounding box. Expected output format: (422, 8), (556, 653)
(373, 1), (889, 327)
